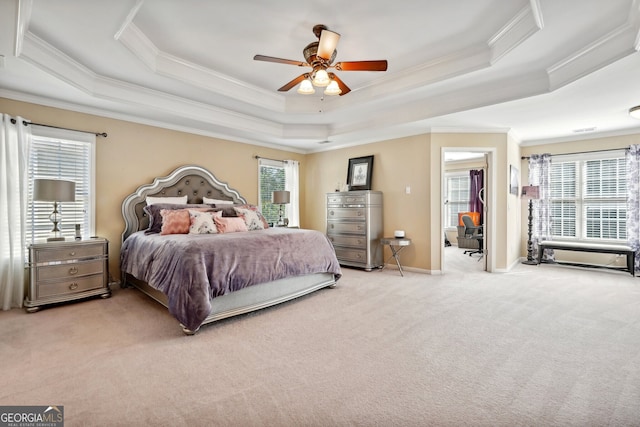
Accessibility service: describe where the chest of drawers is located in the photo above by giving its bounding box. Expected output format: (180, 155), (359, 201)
(326, 191), (383, 270)
(24, 238), (111, 312)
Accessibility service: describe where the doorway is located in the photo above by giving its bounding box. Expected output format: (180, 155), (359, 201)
(441, 148), (496, 273)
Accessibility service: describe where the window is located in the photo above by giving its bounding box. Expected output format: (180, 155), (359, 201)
(258, 158), (286, 226)
(444, 173), (470, 228)
(549, 152), (626, 242)
(27, 127), (95, 244)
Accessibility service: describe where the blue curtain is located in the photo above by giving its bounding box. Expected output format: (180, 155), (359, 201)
(626, 145), (640, 274)
(469, 169), (484, 224)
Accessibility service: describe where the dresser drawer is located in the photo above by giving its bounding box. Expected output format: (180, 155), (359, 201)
(327, 234), (368, 248)
(37, 274), (105, 298)
(35, 243), (105, 263)
(334, 247), (367, 263)
(327, 207), (366, 220)
(327, 194), (367, 205)
(36, 259), (104, 282)
(327, 221), (366, 234)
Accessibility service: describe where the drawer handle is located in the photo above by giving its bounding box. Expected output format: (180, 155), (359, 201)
(329, 210), (334, 216)
(69, 266), (79, 275)
(330, 224), (334, 229)
(69, 283), (78, 290)
(69, 251), (76, 256)
(357, 211), (363, 216)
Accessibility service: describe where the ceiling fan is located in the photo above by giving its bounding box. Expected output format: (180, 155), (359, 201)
(254, 24), (388, 96)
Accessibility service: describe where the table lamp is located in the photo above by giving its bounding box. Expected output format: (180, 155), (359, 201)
(272, 190), (290, 226)
(34, 178), (76, 241)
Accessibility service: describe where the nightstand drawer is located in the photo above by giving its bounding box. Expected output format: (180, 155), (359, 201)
(35, 244), (105, 263)
(37, 274), (104, 298)
(328, 234), (367, 248)
(327, 221), (366, 234)
(36, 259), (104, 281)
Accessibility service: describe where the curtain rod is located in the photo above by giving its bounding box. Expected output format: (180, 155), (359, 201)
(521, 146), (626, 160)
(11, 118), (108, 137)
(254, 155), (285, 162)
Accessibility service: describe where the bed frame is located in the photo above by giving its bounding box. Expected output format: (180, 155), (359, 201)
(120, 164), (337, 334)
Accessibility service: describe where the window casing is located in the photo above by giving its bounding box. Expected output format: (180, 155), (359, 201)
(549, 152), (626, 242)
(258, 159), (286, 226)
(26, 127), (96, 244)
(444, 173), (470, 228)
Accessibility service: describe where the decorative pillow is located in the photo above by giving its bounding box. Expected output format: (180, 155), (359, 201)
(146, 195), (188, 205)
(234, 206), (269, 230)
(213, 216), (248, 233)
(188, 209), (222, 234)
(203, 197), (235, 205)
(160, 209), (191, 235)
(234, 204), (269, 230)
(144, 203), (217, 234)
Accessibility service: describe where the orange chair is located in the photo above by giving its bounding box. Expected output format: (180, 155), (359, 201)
(458, 211), (480, 226)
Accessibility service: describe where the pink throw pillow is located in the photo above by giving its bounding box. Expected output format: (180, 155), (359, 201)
(160, 209), (191, 235)
(214, 216), (248, 233)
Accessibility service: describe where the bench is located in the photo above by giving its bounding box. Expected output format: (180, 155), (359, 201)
(537, 241), (635, 276)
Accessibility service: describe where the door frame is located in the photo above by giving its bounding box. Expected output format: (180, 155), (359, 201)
(441, 147), (496, 273)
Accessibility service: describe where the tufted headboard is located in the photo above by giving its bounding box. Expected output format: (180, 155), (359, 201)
(121, 165), (247, 242)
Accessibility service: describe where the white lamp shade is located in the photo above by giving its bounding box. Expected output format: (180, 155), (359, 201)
(312, 69), (330, 87)
(297, 79), (315, 95)
(272, 190), (290, 204)
(34, 179), (76, 202)
(324, 80), (342, 96)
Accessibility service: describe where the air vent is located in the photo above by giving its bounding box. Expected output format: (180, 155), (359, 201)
(572, 127), (597, 133)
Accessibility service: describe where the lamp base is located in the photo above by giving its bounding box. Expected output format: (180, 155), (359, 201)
(47, 236), (66, 242)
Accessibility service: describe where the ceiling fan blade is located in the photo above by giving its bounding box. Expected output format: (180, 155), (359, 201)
(254, 55), (309, 67)
(278, 73), (310, 92)
(334, 60), (388, 71)
(317, 29), (340, 61)
(328, 73), (351, 96)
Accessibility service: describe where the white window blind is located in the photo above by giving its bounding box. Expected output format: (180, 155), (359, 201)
(27, 127), (95, 243)
(445, 173), (470, 228)
(549, 153), (626, 242)
(258, 158), (285, 226)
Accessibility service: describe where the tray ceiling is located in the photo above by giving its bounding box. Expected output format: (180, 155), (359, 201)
(1, 0), (639, 152)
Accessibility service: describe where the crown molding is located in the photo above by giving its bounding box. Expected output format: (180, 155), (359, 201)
(547, 23), (638, 91)
(489, 1), (544, 63)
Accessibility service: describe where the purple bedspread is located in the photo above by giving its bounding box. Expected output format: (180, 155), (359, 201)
(120, 228), (342, 331)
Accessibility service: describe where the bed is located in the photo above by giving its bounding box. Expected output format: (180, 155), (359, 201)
(120, 165), (341, 334)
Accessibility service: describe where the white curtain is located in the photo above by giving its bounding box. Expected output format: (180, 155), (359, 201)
(0, 115), (32, 310)
(626, 145), (640, 273)
(284, 160), (300, 227)
(528, 153), (553, 261)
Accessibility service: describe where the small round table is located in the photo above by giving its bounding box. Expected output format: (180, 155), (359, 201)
(380, 237), (411, 276)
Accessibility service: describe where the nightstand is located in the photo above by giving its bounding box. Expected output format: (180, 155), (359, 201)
(24, 238), (111, 312)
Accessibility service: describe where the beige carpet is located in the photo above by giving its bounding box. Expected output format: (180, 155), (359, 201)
(2, 250), (640, 426)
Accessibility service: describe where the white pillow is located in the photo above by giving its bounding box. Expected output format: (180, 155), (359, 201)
(146, 195), (188, 205)
(188, 210), (222, 234)
(203, 197), (234, 205)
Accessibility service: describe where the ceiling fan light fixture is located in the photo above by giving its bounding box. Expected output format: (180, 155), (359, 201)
(324, 80), (342, 96)
(312, 69), (330, 87)
(317, 29), (340, 60)
(630, 105), (640, 119)
(297, 79), (315, 95)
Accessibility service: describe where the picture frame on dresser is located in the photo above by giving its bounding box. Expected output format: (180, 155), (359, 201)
(347, 155), (374, 191)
